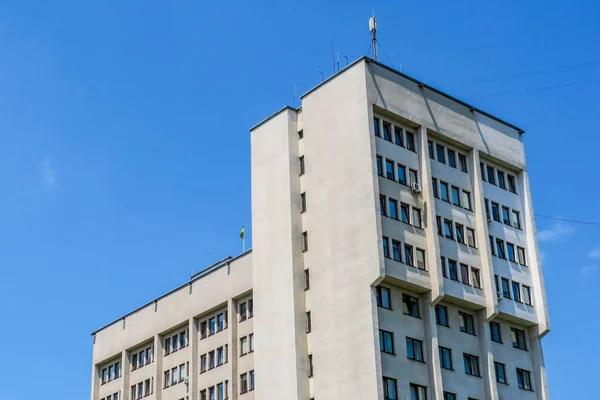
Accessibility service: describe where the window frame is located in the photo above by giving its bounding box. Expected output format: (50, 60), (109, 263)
(490, 322), (502, 343)
(379, 329), (395, 354)
(402, 293), (420, 318)
(406, 337), (424, 362)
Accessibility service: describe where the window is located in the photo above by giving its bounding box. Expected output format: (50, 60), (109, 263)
(448, 259), (458, 281)
(301, 192), (306, 212)
(460, 263), (470, 285)
(138, 382), (143, 399)
(302, 231), (308, 251)
(402, 294), (419, 317)
(373, 117), (380, 136)
(299, 156), (305, 175)
(491, 202), (500, 222)
(200, 390), (206, 400)
(208, 387), (215, 400)
(512, 282), (522, 302)
(208, 351), (215, 369)
(443, 219), (453, 239)
(517, 368), (533, 391)
(171, 367), (177, 385)
(406, 337), (424, 361)
(409, 169), (418, 185)
(379, 330), (394, 354)
(523, 285), (533, 306)
(308, 354), (313, 377)
(462, 190), (472, 210)
(448, 150), (457, 168)
(217, 347), (224, 366)
(416, 249), (426, 270)
(139, 350), (146, 367)
(458, 154), (468, 172)
(451, 186), (460, 206)
(413, 208), (422, 228)
(379, 195), (386, 216)
(432, 178), (438, 198)
(304, 269), (310, 290)
(131, 385), (137, 399)
(489, 236), (496, 256)
(382, 236), (390, 258)
(146, 348), (152, 365)
(240, 336), (249, 355)
(249, 370), (255, 390)
(435, 305), (449, 327)
(428, 141), (434, 159)
(507, 243), (516, 262)
(216, 382), (225, 400)
(501, 278), (511, 298)
(439, 346), (453, 369)
(459, 312), (475, 335)
(388, 198), (398, 219)
(436, 216), (443, 236)
(517, 247), (527, 266)
(115, 362), (121, 378)
(456, 224), (465, 244)
(508, 175), (517, 193)
(444, 393), (456, 400)
(464, 353), (481, 377)
(377, 155), (383, 176)
(471, 268), (481, 289)
(200, 321), (207, 339)
(240, 373), (248, 393)
(512, 210), (521, 229)
(383, 377), (398, 400)
(164, 338), (171, 355)
(495, 362), (507, 384)
(480, 162), (486, 181)
(502, 206), (511, 225)
(108, 365), (114, 381)
(440, 182), (449, 202)
(217, 314), (225, 331)
(404, 245), (414, 267)
(401, 203), (410, 223)
(200, 354), (207, 373)
(240, 302), (248, 321)
(394, 126), (403, 146)
(383, 122), (392, 141)
(376, 286), (391, 309)
(436, 144), (446, 163)
(385, 159), (395, 180)
(490, 322), (502, 343)
(511, 328), (528, 350)
(172, 335), (179, 352)
(410, 383), (427, 400)
(306, 311), (312, 333)
(487, 166), (496, 185)
(397, 164), (407, 185)
(466, 228), (476, 247)
(392, 240), (401, 262)
(497, 171), (506, 189)
(298, 129), (303, 139)
(496, 239), (506, 259)
(102, 368), (108, 384)
(441, 256), (447, 277)
(249, 333), (254, 352)
(406, 131), (415, 151)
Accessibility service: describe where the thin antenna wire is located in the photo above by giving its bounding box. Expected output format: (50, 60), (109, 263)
(377, 40), (396, 69)
(535, 214), (600, 226)
(344, 55), (349, 66)
(331, 38), (336, 75)
(479, 78), (600, 98)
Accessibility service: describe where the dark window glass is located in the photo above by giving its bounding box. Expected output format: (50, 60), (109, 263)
(448, 260), (458, 281)
(406, 132), (415, 151)
(480, 162), (486, 181)
(299, 156), (305, 175)
(392, 240), (401, 262)
(382, 236), (389, 258)
(298, 130), (303, 139)
(463, 353), (480, 376)
(459, 312), (475, 335)
(490, 322), (502, 343)
(402, 294), (419, 317)
(443, 220), (453, 239)
(436, 144), (446, 163)
(512, 328), (527, 350)
(491, 203), (500, 222)
(385, 160), (395, 180)
(458, 154), (468, 172)
(456, 224), (465, 244)
(444, 393), (457, 400)
(428, 141), (434, 159)
(512, 211), (521, 229)
(436, 305), (449, 327)
(376, 156), (383, 176)
(498, 171), (506, 189)
(401, 204), (410, 223)
(460, 263), (470, 284)
(495, 362), (507, 384)
(432, 178), (438, 198)
(389, 198), (398, 219)
(394, 127), (403, 146)
(502, 206), (511, 225)
(501, 278), (511, 298)
(383, 122), (392, 141)
(507, 243), (516, 262)
(471, 268), (481, 288)
(406, 337), (424, 361)
(440, 256), (447, 278)
(379, 330), (394, 354)
(397, 164), (407, 185)
(301, 192), (306, 213)
(448, 150), (457, 168)
(496, 239), (506, 259)
(517, 368), (533, 390)
(512, 282), (522, 302)
(404, 245), (414, 266)
(373, 117), (380, 136)
(451, 187), (461, 206)
(383, 377), (398, 400)
(376, 287), (391, 309)
(487, 166), (496, 185)
(508, 175), (517, 193)
(440, 182), (449, 201)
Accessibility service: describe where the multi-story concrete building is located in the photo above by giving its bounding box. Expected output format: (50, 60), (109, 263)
(91, 56), (550, 400)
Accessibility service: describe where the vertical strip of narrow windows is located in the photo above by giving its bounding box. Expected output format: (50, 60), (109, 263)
(299, 156), (305, 175)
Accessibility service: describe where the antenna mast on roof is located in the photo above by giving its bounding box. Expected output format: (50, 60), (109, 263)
(369, 15), (378, 61)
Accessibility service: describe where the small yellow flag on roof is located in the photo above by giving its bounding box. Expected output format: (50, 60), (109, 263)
(240, 226), (245, 240)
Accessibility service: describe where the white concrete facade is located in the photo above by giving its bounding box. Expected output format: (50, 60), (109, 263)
(91, 57), (550, 400)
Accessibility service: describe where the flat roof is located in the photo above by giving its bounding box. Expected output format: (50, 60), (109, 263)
(91, 249), (252, 336)
(251, 56), (524, 134)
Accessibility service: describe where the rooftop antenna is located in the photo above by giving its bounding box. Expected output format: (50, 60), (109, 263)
(369, 15), (378, 61)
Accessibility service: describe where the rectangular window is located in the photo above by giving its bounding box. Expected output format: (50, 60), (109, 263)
(436, 305), (449, 327)
(164, 339), (170, 356)
(392, 240), (401, 262)
(437, 216), (443, 236)
(487, 166), (496, 185)
(383, 377), (398, 400)
(240, 373), (248, 393)
(409, 169), (418, 185)
(441, 256), (447, 278)
(383, 121), (392, 141)
(448, 259), (458, 281)
(444, 219), (453, 239)
(240, 337), (249, 355)
(249, 333), (254, 352)
(459, 311), (475, 335)
(102, 368), (108, 384)
(495, 362), (507, 384)
(447, 150), (457, 168)
(413, 208), (422, 228)
(512, 210), (521, 229)
(406, 131), (415, 151)
(306, 311), (312, 333)
(502, 206), (511, 225)
(379, 195), (386, 216)
(394, 126), (404, 146)
(217, 314), (225, 331)
(301, 192), (306, 213)
(501, 278), (511, 298)
(406, 337), (424, 361)
(379, 330), (394, 354)
(401, 203), (410, 223)
(489, 235), (496, 256)
(491, 202), (500, 222)
(458, 154), (468, 172)
(139, 350), (146, 366)
(517, 368), (533, 391)
(138, 382), (143, 399)
(428, 141), (434, 159)
(132, 384), (137, 399)
(382, 236), (390, 258)
(471, 268), (481, 289)
(389, 198), (398, 219)
(308, 354), (313, 377)
(523, 285), (533, 306)
(456, 224), (465, 244)
(440, 182), (449, 202)
(248, 299), (253, 317)
(240, 302), (248, 321)
(497, 171), (506, 189)
(495, 274), (500, 294)
(304, 269), (310, 290)
(397, 164), (407, 185)
(480, 162), (486, 181)
(146, 348), (152, 364)
(460, 263), (470, 285)
(386, 159), (395, 180)
(250, 370), (255, 390)
(200, 354), (207, 372)
(496, 239), (506, 259)
(508, 175), (517, 193)
(416, 249), (426, 270)
(217, 383), (224, 400)
(171, 367), (177, 385)
(115, 362), (121, 378)
(464, 353), (481, 377)
(451, 186), (461, 206)
(466, 228), (476, 247)
(209, 317), (216, 335)
(436, 144), (446, 163)
(108, 365), (114, 381)
(517, 247), (527, 266)
(507, 243), (516, 262)
(432, 178), (438, 198)
(462, 190), (472, 210)
(299, 156), (305, 175)
(404, 244), (414, 267)
(377, 155), (383, 176)
(373, 117), (381, 136)
(490, 322), (502, 343)
(439, 346), (453, 370)
(376, 286), (391, 309)
(298, 129), (303, 139)
(410, 383), (427, 400)
(172, 335), (179, 352)
(200, 321), (207, 339)
(444, 393), (457, 400)
(200, 390), (206, 400)
(402, 294), (419, 317)
(512, 281), (522, 302)
(216, 347), (224, 366)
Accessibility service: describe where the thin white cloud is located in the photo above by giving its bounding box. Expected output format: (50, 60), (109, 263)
(537, 220), (575, 242)
(581, 265), (598, 278)
(589, 245), (600, 259)
(42, 158), (56, 189)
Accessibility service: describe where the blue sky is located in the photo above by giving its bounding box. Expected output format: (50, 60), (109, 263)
(0, 1), (598, 398)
